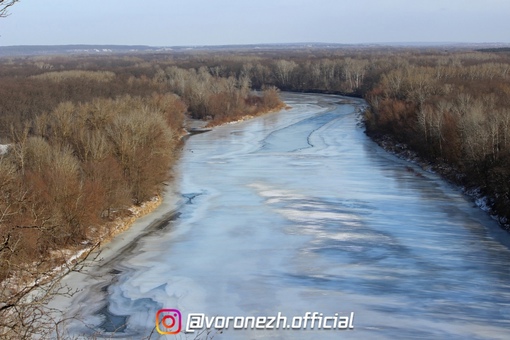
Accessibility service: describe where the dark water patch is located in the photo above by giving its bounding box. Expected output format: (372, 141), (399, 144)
(182, 192), (204, 204)
(97, 303), (128, 333)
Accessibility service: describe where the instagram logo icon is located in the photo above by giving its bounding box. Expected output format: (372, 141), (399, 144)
(156, 309), (182, 334)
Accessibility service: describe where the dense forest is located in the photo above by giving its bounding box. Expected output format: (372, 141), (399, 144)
(1, 47), (510, 338)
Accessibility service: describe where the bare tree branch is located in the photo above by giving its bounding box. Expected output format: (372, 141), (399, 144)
(0, 0), (19, 18)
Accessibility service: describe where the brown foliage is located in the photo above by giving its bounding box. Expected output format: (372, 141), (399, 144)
(0, 69), (187, 338)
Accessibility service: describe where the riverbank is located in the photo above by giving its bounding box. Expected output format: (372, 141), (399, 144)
(296, 89), (510, 231)
(364, 127), (510, 230)
(44, 111), (276, 270)
(280, 88), (510, 229)
(86, 100), (289, 263)
(5, 97), (289, 338)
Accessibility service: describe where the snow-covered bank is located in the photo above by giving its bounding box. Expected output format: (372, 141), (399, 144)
(39, 186), (183, 337)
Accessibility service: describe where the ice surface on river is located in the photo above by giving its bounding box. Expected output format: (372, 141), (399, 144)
(51, 93), (510, 339)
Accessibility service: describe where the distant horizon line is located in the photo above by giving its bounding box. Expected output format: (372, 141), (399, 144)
(2, 41), (510, 48)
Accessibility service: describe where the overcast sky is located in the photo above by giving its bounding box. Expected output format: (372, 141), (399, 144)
(1, 0), (509, 46)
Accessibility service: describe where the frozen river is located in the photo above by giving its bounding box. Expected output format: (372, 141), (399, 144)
(52, 93), (510, 339)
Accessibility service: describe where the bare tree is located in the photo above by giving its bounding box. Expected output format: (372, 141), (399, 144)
(380, 67), (407, 98)
(431, 100), (450, 156)
(416, 105), (431, 143)
(0, 0), (19, 18)
(274, 59), (297, 87)
(499, 108), (510, 149)
(344, 58), (369, 91)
